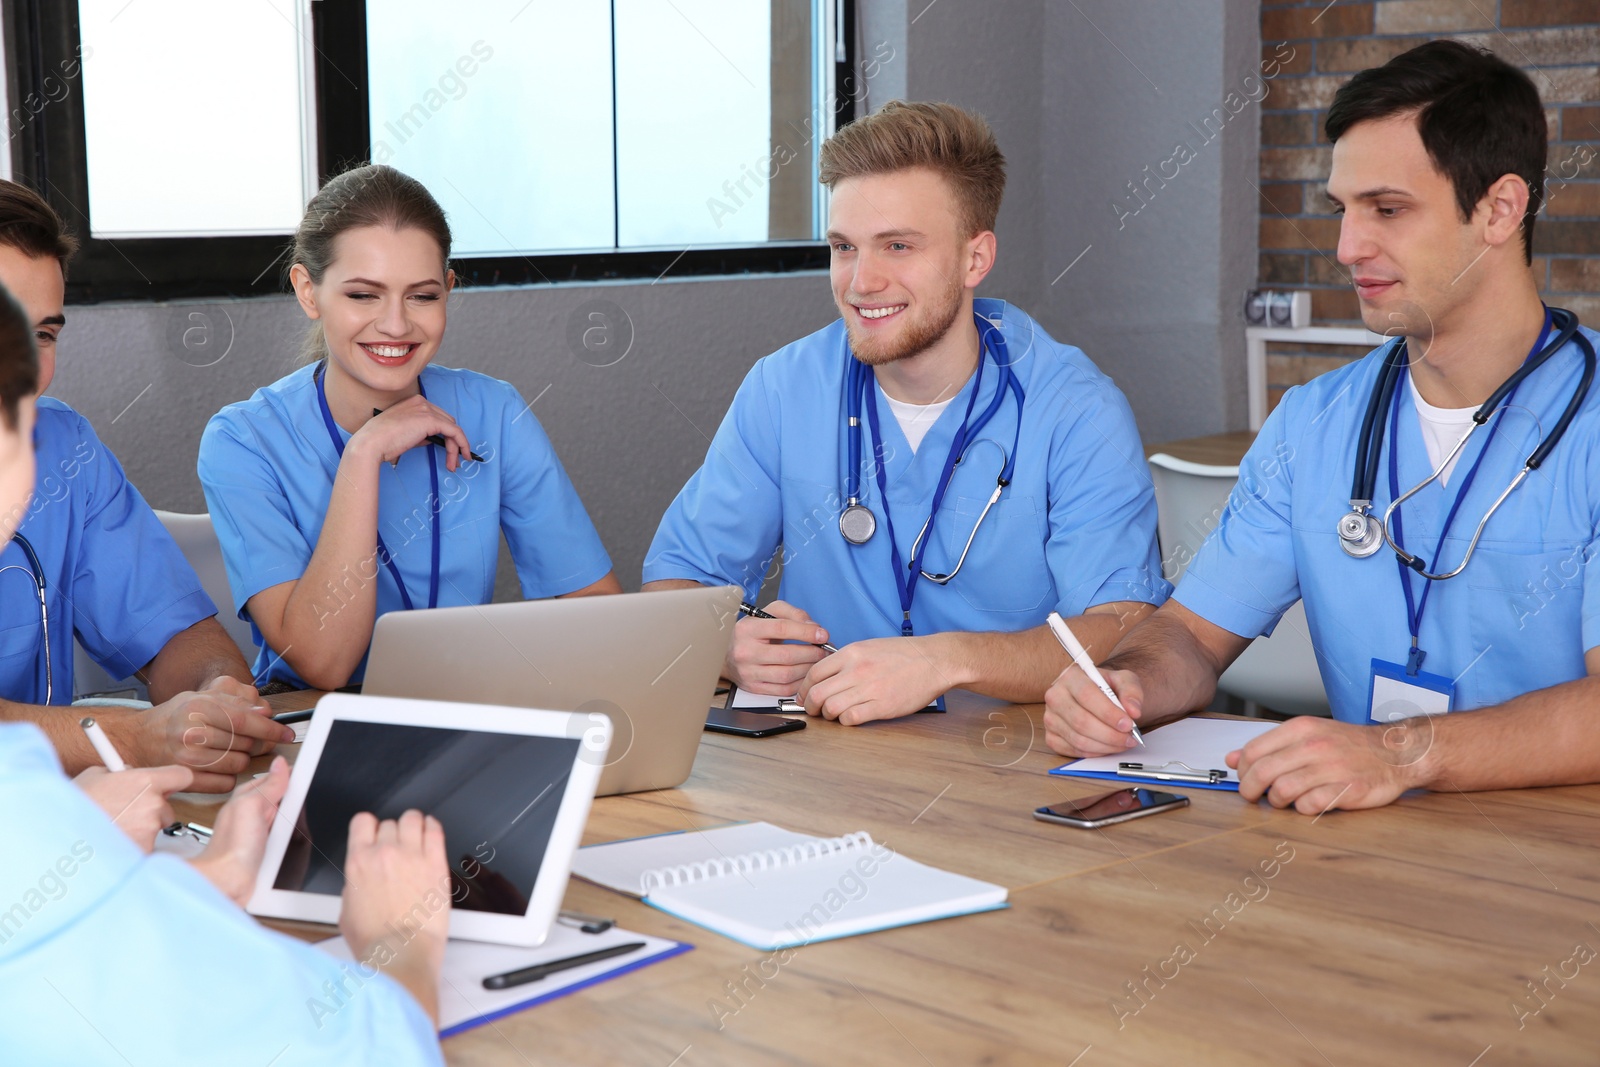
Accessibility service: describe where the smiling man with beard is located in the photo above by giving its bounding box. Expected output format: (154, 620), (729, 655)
(645, 101), (1168, 725)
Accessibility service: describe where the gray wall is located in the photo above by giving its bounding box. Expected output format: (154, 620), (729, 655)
(48, 0), (1257, 597)
(1031, 0), (1260, 439)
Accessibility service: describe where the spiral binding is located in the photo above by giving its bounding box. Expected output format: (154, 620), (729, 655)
(639, 830), (875, 895)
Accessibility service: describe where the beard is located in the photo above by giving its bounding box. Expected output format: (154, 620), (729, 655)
(842, 275), (966, 367)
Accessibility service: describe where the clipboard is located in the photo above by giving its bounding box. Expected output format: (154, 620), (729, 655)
(317, 923), (690, 1038)
(1049, 717), (1279, 792)
(727, 686), (945, 713)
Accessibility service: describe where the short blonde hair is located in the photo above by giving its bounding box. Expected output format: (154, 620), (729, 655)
(818, 100), (1006, 237)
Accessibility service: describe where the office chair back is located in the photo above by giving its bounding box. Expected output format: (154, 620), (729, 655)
(72, 510), (255, 699)
(1147, 453), (1331, 717)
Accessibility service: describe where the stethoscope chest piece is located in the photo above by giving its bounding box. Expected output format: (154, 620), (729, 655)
(839, 503), (876, 545)
(1337, 508), (1385, 558)
(1337, 306), (1595, 579)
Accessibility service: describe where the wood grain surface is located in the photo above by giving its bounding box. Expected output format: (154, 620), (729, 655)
(177, 689), (1600, 1066)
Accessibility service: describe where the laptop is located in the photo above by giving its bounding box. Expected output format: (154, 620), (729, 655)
(362, 585), (741, 796)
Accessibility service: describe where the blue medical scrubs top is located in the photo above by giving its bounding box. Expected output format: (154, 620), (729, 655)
(198, 363), (613, 688)
(0, 398), (215, 704)
(0, 723), (443, 1064)
(644, 297), (1170, 645)
(1178, 325), (1600, 722)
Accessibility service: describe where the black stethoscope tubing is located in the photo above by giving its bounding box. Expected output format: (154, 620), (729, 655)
(1350, 307), (1590, 505)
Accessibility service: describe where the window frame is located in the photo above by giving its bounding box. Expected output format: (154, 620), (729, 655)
(6, 0), (859, 303)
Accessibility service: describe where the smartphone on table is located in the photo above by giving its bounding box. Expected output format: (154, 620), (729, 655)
(1033, 788), (1188, 828)
(705, 707), (807, 737)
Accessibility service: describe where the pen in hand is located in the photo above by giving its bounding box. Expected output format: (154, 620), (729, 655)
(739, 602), (838, 653)
(371, 409), (486, 462)
(1045, 612), (1145, 747)
(80, 717), (128, 771)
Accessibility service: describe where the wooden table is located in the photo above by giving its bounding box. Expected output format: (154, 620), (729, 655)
(183, 691), (1600, 1066)
(1144, 430), (1255, 467)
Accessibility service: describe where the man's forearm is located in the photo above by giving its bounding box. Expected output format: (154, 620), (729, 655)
(0, 698), (128, 774)
(138, 617), (252, 703)
(1413, 675), (1600, 793)
(927, 603), (1157, 704)
(1102, 611), (1228, 725)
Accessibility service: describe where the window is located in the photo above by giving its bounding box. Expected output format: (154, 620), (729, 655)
(79, 0), (314, 239)
(7, 0), (859, 301)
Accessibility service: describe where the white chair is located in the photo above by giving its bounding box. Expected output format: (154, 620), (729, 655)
(72, 511), (254, 699)
(1147, 453), (1330, 717)
(153, 510), (256, 659)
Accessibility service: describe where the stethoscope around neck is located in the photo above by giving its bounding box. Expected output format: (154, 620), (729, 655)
(2, 533), (52, 705)
(1337, 306), (1596, 580)
(838, 312), (1025, 604)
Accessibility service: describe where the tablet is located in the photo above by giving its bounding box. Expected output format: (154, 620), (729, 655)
(247, 694), (610, 947)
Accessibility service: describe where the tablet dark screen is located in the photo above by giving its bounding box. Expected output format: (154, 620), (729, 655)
(272, 720), (582, 915)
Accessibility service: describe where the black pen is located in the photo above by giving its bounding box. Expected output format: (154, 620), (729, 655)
(271, 709), (314, 725)
(161, 821), (213, 841)
(372, 408), (486, 462)
(482, 941), (646, 990)
(739, 602), (838, 653)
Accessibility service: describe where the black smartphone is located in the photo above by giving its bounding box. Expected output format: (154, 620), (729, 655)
(705, 707), (807, 737)
(1033, 788), (1189, 828)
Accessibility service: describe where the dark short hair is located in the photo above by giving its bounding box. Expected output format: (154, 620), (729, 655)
(1325, 40), (1545, 264)
(0, 179), (78, 276)
(0, 284), (38, 430)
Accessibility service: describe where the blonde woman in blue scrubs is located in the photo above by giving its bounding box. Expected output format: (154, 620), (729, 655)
(200, 165), (620, 691)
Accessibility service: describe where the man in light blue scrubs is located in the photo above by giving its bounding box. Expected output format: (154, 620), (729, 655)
(0, 277), (445, 1063)
(1046, 42), (1600, 812)
(0, 180), (290, 790)
(646, 101), (1169, 723)
(0, 728), (447, 1064)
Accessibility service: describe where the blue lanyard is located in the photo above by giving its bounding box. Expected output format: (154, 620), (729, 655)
(314, 364), (441, 613)
(858, 322), (1020, 636)
(1387, 314), (1550, 674)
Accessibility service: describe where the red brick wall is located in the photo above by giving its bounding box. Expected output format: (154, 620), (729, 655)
(1258, 0), (1600, 327)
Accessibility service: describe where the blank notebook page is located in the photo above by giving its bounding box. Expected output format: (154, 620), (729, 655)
(641, 831), (1007, 950)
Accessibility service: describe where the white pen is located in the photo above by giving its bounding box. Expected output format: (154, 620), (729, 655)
(80, 716), (127, 772)
(1045, 611), (1144, 747)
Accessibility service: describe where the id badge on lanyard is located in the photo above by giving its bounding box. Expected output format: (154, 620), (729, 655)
(1368, 658), (1453, 723)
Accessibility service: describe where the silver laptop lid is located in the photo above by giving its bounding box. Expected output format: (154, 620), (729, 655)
(363, 585), (740, 795)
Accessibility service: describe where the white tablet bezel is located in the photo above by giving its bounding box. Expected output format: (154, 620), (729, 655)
(246, 693), (610, 947)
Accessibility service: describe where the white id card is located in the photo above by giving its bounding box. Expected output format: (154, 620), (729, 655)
(1368, 658), (1453, 723)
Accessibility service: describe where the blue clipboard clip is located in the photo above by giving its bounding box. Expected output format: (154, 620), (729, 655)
(1117, 760), (1226, 785)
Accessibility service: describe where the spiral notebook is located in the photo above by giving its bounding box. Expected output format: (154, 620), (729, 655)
(579, 823), (1006, 950)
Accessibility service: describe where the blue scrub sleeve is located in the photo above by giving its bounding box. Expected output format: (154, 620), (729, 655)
(642, 358), (785, 597)
(1580, 450), (1600, 655)
(495, 384), (614, 598)
(198, 413), (317, 619)
(0, 724), (442, 1065)
(67, 416), (216, 679)
(1042, 377), (1172, 615)
(1173, 397), (1304, 639)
